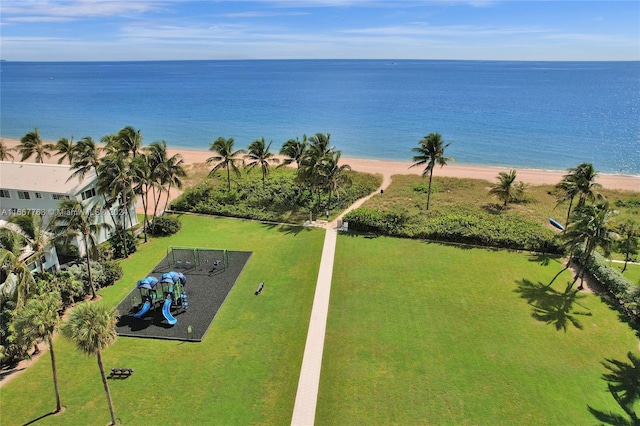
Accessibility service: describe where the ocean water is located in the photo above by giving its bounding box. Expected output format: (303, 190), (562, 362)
(1, 60), (639, 174)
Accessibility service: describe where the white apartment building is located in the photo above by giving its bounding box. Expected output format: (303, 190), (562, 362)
(0, 161), (138, 256)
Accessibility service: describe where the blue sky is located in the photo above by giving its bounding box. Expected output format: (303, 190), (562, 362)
(1, 1), (638, 61)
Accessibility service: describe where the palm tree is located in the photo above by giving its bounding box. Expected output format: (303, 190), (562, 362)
(97, 154), (135, 245)
(573, 163), (602, 208)
(555, 163), (602, 227)
(321, 151), (351, 212)
(410, 133), (454, 211)
(49, 200), (109, 299)
(131, 154), (153, 243)
(162, 151), (187, 213)
(55, 136), (76, 165)
(146, 141), (187, 215)
(555, 176), (580, 229)
(0, 249), (37, 307)
(14, 292), (63, 412)
(145, 141), (169, 219)
(68, 137), (127, 252)
(279, 135), (308, 168)
(0, 227), (24, 255)
(0, 140), (15, 161)
(245, 137), (280, 188)
(206, 137), (245, 191)
(563, 195), (616, 290)
(8, 213), (52, 275)
(69, 136), (100, 181)
(295, 133), (341, 220)
(615, 220), (639, 273)
(115, 126), (142, 158)
(488, 169), (524, 207)
(307, 133), (333, 157)
(61, 303), (119, 426)
(16, 127), (55, 163)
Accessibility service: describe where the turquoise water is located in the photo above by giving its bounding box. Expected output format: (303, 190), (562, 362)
(1, 60), (638, 174)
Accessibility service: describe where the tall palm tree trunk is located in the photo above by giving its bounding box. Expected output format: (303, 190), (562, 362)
(103, 194), (124, 249)
(163, 182), (173, 214)
(153, 186), (163, 219)
(226, 164), (232, 191)
(119, 192), (129, 257)
(426, 169), (434, 210)
(84, 234), (97, 299)
(123, 191), (135, 236)
(140, 183), (149, 243)
(47, 334), (62, 412)
(564, 196), (574, 229)
(96, 350), (117, 425)
(622, 237), (631, 273)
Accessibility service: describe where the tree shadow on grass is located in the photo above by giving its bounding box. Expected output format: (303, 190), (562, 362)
(260, 222), (311, 237)
(514, 279), (591, 332)
(587, 352), (640, 425)
(23, 411), (56, 425)
(527, 253), (566, 268)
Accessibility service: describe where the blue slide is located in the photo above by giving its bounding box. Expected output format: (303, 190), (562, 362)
(133, 301), (151, 319)
(162, 297), (177, 325)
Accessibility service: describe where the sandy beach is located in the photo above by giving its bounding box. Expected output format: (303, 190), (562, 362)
(2, 137), (639, 192)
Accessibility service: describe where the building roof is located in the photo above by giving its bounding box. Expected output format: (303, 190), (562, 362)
(0, 161), (96, 194)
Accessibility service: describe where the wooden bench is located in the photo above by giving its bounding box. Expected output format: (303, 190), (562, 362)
(110, 368), (134, 377)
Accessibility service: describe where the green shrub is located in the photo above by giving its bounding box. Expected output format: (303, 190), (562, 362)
(615, 198), (640, 208)
(101, 260), (123, 285)
(109, 229), (136, 259)
(47, 271), (85, 306)
(579, 250), (638, 319)
(343, 206), (564, 254)
(66, 260), (122, 292)
(171, 168), (381, 224)
(147, 215), (182, 236)
(54, 242), (79, 264)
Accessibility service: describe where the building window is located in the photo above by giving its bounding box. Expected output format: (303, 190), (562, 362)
(81, 188), (96, 200)
(35, 192), (42, 199)
(18, 191), (31, 200)
(0, 189), (9, 198)
(52, 193), (70, 200)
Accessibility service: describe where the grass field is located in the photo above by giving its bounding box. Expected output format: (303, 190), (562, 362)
(317, 234), (640, 425)
(0, 215), (324, 425)
(622, 263), (640, 286)
(2, 212), (639, 425)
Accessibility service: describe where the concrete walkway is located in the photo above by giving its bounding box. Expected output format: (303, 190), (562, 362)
(290, 227), (337, 425)
(291, 172), (392, 425)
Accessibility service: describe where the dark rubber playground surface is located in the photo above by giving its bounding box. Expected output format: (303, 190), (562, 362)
(115, 250), (252, 341)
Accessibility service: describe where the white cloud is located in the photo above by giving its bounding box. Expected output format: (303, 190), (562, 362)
(340, 23), (550, 37)
(1, 0), (166, 21)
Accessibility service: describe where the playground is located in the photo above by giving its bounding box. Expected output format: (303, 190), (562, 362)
(115, 247), (252, 341)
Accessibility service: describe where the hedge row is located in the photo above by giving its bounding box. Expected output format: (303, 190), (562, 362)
(580, 249), (639, 320)
(343, 206), (564, 253)
(171, 169), (381, 223)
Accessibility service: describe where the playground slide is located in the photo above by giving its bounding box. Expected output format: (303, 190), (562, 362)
(133, 301), (151, 319)
(162, 298), (178, 325)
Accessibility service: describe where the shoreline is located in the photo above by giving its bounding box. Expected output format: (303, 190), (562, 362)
(2, 137), (639, 191)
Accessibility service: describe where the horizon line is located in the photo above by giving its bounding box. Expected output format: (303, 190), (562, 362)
(2, 58), (640, 63)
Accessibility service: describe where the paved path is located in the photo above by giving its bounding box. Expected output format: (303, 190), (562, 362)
(290, 227), (337, 425)
(291, 172), (392, 425)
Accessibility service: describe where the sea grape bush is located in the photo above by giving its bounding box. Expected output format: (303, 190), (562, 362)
(147, 215), (182, 236)
(578, 248), (638, 320)
(66, 260), (123, 293)
(171, 168), (380, 224)
(344, 205), (564, 253)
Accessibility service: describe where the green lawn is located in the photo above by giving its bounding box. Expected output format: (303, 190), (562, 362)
(1, 215), (325, 425)
(619, 262), (640, 285)
(317, 234), (640, 425)
(3, 215), (639, 425)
